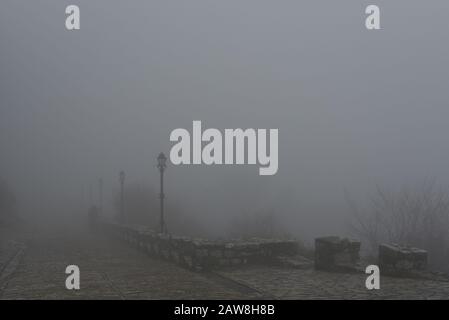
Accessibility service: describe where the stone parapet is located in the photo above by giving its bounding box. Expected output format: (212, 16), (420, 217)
(100, 221), (299, 271)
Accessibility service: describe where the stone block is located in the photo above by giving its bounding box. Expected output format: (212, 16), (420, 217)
(171, 251), (180, 263)
(224, 249), (235, 258)
(315, 236), (360, 272)
(209, 249), (223, 258)
(195, 248), (208, 258)
(379, 244), (427, 275)
(182, 255), (193, 268)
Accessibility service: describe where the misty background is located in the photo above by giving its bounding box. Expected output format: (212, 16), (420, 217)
(1, 1), (449, 245)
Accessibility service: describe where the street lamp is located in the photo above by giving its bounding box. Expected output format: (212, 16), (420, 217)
(157, 152), (167, 234)
(119, 170), (125, 224)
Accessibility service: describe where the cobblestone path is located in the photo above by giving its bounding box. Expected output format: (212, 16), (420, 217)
(0, 230), (262, 299)
(217, 266), (449, 299)
(2, 229), (449, 299)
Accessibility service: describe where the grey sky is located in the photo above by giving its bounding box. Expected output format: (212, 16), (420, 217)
(1, 1), (448, 239)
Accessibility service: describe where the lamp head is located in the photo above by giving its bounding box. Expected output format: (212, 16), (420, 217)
(157, 152), (167, 170)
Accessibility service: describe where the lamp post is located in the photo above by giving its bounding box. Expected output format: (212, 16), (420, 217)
(157, 152), (167, 234)
(119, 170), (125, 223)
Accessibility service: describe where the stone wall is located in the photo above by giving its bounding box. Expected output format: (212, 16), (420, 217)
(100, 221), (299, 271)
(99, 219), (433, 278)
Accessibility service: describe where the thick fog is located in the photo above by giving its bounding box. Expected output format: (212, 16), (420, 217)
(1, 0), (449, 241)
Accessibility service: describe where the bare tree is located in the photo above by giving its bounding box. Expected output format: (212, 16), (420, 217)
(347, 180), (449, 270)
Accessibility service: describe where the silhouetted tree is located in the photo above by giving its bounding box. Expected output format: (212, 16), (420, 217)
(348, 179), (449, 270)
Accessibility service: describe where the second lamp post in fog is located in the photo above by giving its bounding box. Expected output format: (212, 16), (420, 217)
(157, 152), (167, 234)
(119, 170), (125, 223)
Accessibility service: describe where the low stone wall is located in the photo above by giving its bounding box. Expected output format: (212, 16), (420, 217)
(100, 220), (433, 277)
(315, 236), (361, 272)
(379, 244), (427, 275)
(100, 222), (299, 271)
